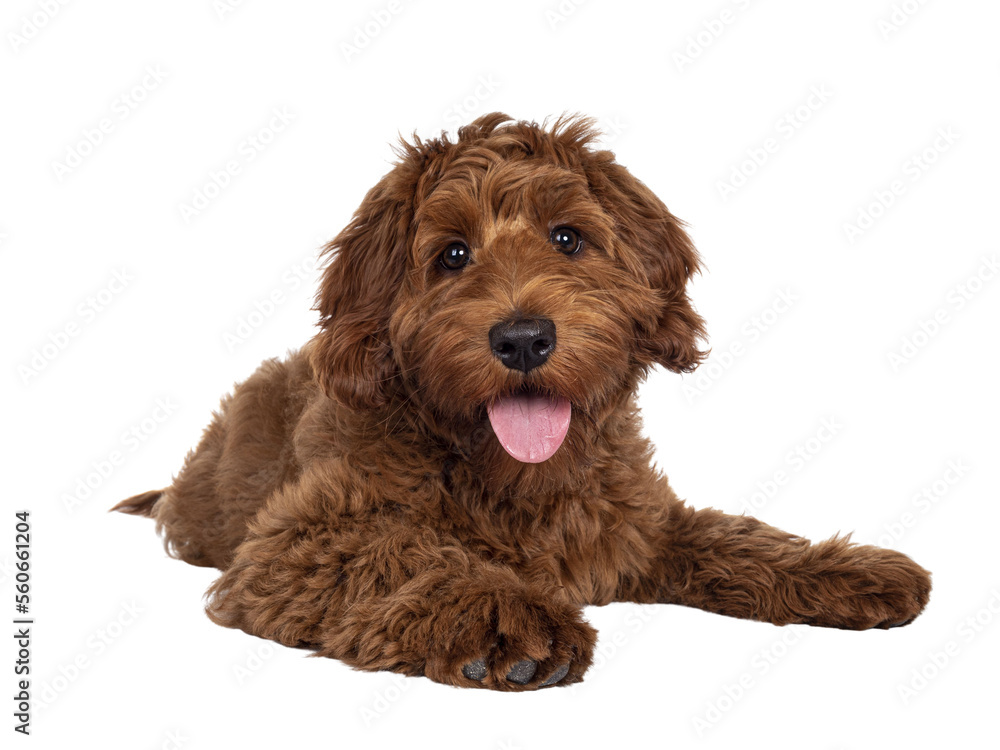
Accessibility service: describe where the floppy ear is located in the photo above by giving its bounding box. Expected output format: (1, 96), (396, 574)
(311, 156), (425, 409)
(583, 151), (707, 373)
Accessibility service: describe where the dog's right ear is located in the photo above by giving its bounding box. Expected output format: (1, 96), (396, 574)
(311, 147), (431, 409)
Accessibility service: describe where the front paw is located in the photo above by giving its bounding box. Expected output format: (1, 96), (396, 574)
(800, 540), (931, 630)
(424, 587), (596, 691)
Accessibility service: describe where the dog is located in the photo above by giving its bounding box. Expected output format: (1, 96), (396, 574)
(113, 113), (931, 691)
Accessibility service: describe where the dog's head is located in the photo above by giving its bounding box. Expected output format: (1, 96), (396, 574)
(313, 113), (705, 469)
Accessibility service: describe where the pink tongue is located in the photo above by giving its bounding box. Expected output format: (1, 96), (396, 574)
(487, 393), (571, 463)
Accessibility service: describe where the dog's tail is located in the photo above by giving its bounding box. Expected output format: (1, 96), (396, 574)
(110, 489), (165, 517)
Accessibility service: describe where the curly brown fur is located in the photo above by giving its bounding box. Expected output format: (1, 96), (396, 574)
(113, 113), (931, 690)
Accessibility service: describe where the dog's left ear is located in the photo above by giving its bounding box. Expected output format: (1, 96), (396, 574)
(311, 152), (427, 409)
(583, 151), (707, 373)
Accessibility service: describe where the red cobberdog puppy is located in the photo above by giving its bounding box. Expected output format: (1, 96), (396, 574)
(114, 113), (930, 690)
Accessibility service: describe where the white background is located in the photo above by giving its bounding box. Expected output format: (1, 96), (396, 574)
(3, 0), (998, 747)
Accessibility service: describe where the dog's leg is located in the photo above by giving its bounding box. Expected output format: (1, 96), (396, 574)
(204, 467), (596, 690)
(621, 490), (931, 629)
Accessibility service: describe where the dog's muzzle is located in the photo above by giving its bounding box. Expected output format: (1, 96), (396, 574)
(485, 317), (570, 463)
(488, 317), (556, 374)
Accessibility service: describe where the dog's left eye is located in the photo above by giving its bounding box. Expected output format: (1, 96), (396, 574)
(551, 226), (583, 255)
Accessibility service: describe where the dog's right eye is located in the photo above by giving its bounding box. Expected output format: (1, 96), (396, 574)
(440, 242), (470, 270)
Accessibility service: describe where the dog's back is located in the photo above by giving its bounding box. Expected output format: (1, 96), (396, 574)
(114, 349), (317, 569)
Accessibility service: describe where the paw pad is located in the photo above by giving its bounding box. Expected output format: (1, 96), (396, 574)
(461, 659), (488, 681)
(505, 659), (537, 685)
(540, 663), (570, 687)
(461, 657), (572, 687)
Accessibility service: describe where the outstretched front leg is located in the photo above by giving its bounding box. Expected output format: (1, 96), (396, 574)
(204, 464), (596, 691)
(620, 479), (931, 629)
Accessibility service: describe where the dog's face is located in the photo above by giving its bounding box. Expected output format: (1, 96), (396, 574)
(312, 113), (705, 468)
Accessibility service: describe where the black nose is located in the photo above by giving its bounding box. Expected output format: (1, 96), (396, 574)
(489, 318), (557, 373)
